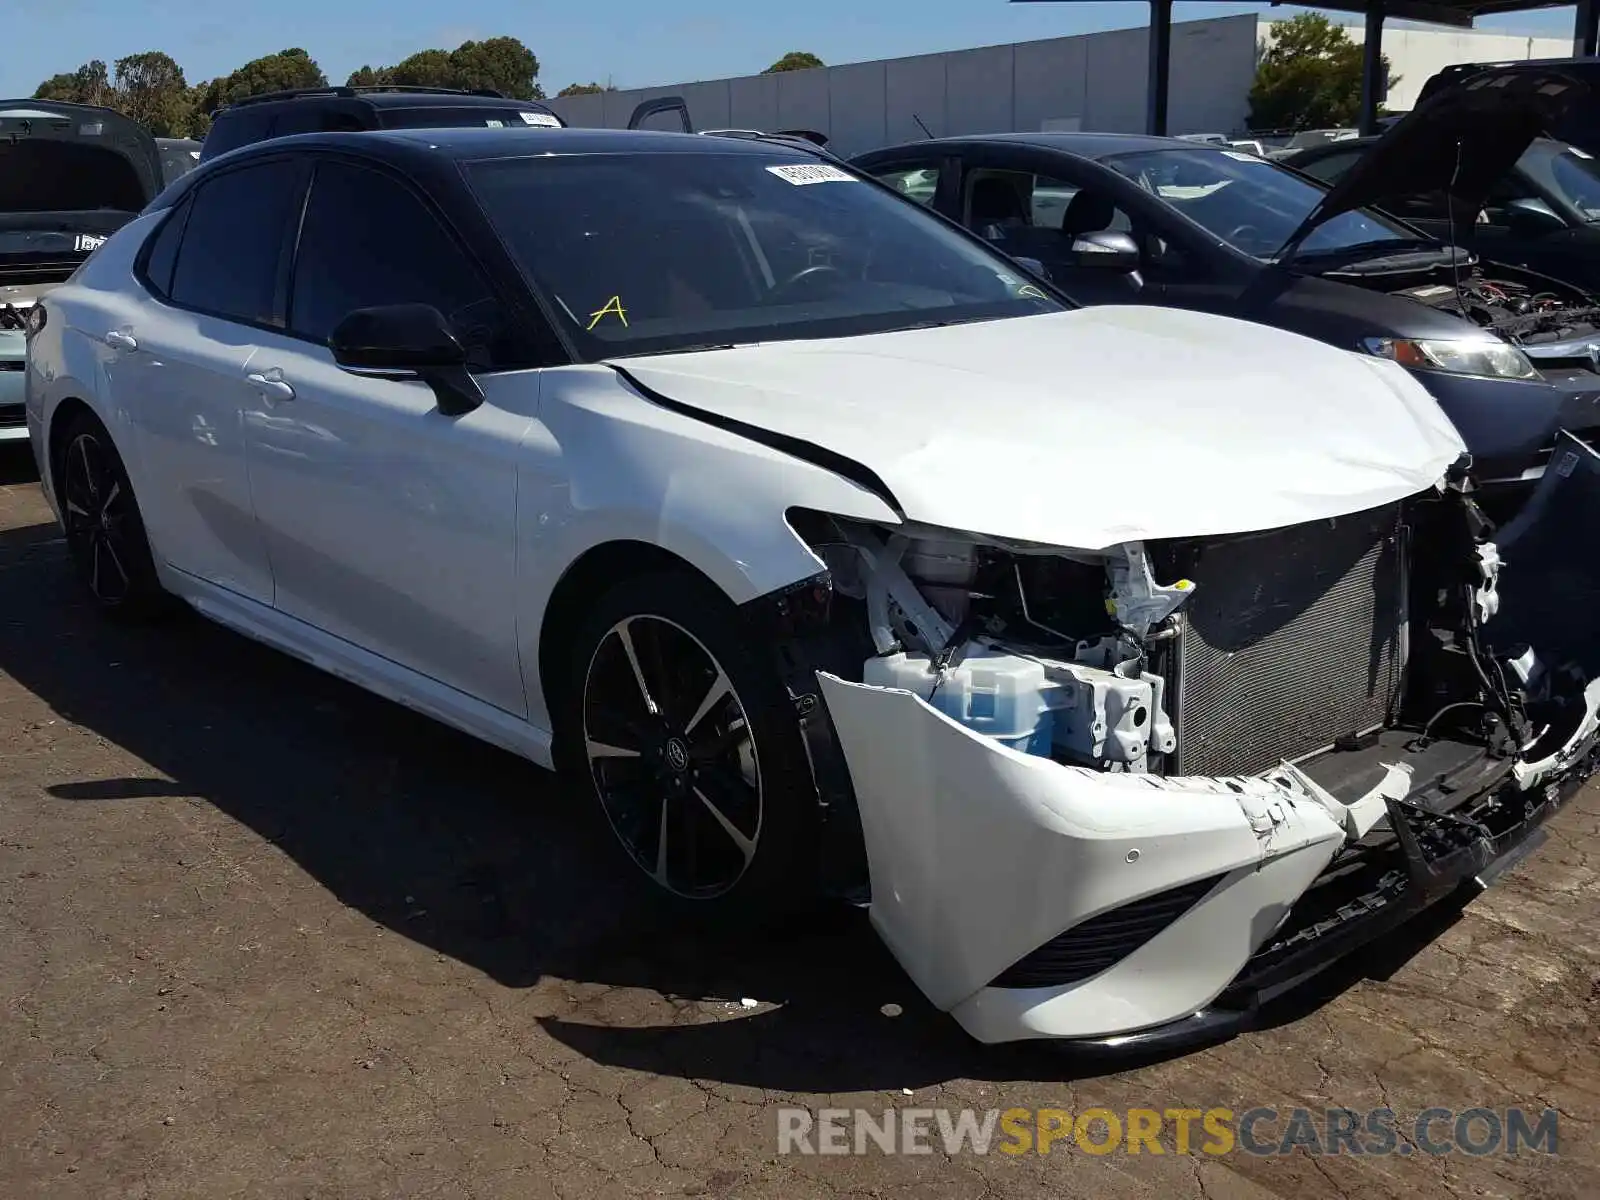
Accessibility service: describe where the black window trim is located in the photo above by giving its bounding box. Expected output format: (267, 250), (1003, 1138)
(279, 149), (552, 372)
(132, 153), (309, 335)
(132, 193), (194, 300)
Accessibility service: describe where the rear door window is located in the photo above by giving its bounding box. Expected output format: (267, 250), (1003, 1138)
(169, 160), (304, 326)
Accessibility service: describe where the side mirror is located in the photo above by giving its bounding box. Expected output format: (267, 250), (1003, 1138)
(1502, 196), (1564, 234)
(1068, 229), (1141, 272)
(329, 303), (483, 416)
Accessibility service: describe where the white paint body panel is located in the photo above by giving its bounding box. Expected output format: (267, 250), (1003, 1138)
(819, 673), (1351, 1041)
(615, 307), (1467, 549)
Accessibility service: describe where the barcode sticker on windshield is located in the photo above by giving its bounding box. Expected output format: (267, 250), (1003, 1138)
(518, 111), (563, 127)
(767, 163), (857, 186)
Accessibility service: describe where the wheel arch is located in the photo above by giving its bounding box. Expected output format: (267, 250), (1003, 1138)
(43, 395), (98, 508)
(535, 538), (717, 751)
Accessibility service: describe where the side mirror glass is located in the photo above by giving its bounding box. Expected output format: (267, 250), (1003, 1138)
(1068, 229), (1141, 272)
(329, 303), (482, 416)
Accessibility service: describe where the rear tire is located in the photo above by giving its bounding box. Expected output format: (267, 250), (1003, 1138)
(557, 569), (819, 921)
(54, 410), (166, 619)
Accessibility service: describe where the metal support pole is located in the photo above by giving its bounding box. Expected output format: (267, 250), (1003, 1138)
(1147, 0), (1172, 136)
(1575, 0), (1599, 58)
(1359, 4), (1386, 136)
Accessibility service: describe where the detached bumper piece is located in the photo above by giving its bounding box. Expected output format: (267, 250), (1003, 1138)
(818, 668), (1600, 1048)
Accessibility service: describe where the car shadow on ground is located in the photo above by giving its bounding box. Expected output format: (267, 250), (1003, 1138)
(0, 478), (1461, 1093)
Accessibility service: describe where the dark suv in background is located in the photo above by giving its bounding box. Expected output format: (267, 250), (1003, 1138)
(199, 85), (566, 162)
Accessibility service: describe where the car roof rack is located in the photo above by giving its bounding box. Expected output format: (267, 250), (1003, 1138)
(228, 84), (510, 109)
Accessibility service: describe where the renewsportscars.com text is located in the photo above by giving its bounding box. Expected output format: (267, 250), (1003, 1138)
(776, 1106), (1560, 1157)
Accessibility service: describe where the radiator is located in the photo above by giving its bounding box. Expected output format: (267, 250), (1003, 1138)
(1155, 504), (1406, 778)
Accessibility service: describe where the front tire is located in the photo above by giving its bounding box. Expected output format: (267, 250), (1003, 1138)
(560, 570), (819, 917)
(55, 410), (166, 618)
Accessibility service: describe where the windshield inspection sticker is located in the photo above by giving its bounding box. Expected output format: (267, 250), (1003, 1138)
(519, 111), (563, 127)
(767, 163), (857, 186)
(1221, 150), (1263, 162)
(74, 233), (106, 253)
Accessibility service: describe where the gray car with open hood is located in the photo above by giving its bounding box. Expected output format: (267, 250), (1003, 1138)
(0, 100), (162, 440)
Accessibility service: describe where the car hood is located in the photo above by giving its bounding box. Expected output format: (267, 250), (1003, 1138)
(607, 307), (1467, 550)
(0, 101), (161, 219)
(1290, 62), (1599, 243)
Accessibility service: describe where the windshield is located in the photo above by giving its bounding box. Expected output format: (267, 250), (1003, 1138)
(1101, 147), (1422, 259)
(1543, 145), (1600, 221)
(465, 152), (1065, 359)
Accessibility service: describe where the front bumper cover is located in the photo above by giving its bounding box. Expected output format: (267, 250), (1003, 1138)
(818, 671), (1600, 1046)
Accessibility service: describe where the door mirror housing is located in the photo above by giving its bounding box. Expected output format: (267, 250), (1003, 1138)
(1068, 229), (1141, 272)
(329, 304), (483, 416)
(1502, 196), (1565, 234)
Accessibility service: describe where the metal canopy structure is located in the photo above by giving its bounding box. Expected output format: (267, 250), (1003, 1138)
(1011, 0), (1600, 137)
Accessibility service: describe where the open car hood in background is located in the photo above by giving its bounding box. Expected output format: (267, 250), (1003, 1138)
(0, 101), (161, 219)
(1286, 62), (1600, 249)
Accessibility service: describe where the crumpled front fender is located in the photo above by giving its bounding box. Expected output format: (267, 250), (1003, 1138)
(816, 673), (1390, 1042)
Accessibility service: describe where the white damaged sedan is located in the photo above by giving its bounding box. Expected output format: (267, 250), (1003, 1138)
(25, 126), (1600, 1049)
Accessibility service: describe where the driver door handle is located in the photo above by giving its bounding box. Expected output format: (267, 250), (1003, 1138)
(246, 372), (295, 402)
(104, 330), (138, 351)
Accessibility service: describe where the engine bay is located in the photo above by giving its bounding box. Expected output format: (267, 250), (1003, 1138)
(1392, 273), (1600, 346)
(790, 477), (1587, 797)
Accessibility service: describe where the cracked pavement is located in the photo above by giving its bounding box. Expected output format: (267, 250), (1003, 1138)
(0, 448), (1594, 1198)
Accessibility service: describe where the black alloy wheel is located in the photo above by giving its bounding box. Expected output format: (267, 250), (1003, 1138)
(568, 571), (818, 912)
(56, 412), (163, 616)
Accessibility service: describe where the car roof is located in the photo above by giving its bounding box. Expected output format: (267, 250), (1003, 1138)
(221, 88), (556, 112)
(174, 126), (825, 192)
(867, 131), (1211, 160)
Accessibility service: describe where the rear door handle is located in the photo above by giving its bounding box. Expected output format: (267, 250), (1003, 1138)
(104, 330), (138, 351)
(246, 372), (295, 402)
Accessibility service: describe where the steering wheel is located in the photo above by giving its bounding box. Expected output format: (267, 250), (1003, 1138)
(1226, 224), (1265, 249)
(770, 263), (843, 301)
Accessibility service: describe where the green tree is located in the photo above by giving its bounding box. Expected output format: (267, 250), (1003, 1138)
(372, 37), (544, 98)
(389, 48), (455, 89)
(199, 47), (328, 113)
(114, 51), (189, 136)
(558, 81), (615, 97)
(448, 36), (542, 99)
(33, 60), (114, 107)
(1249, 14), (1395, 130)
(185, 84), (215, 139)
(346, 65), (396, 88)
(763, 51), (824, 74)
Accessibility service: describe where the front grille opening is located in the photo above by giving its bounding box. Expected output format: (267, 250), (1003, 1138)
(990, 873), (1226, 989)
(1155, 504), (1405, 778)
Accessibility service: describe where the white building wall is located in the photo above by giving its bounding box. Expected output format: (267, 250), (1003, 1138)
(1259, 18), (1572, 111)
(544, 15), (1260, 155)
(545, 15), (1573, 147)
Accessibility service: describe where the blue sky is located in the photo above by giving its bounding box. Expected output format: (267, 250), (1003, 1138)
(8, 1), (1585, 99)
